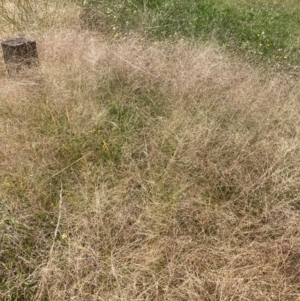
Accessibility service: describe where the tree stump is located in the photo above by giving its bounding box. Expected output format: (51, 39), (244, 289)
(1, 38), (39, 77)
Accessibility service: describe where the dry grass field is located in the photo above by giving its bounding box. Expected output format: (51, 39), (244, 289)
(1, 0), (300, 300)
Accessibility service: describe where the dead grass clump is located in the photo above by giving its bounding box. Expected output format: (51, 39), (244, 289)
(0, 0), (81, 39)
(1, 27), (300, 300)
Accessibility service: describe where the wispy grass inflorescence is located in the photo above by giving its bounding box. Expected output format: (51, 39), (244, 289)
(1, 1), (300, 300)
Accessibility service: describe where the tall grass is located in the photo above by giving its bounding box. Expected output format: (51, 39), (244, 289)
(1, 0), (300, 300)
(0, 0), (79, 37)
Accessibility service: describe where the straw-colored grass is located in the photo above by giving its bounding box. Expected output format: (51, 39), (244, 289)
(1, 1), (300, 300)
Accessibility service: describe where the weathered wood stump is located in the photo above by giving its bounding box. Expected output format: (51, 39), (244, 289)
(1, 38), (39, 76)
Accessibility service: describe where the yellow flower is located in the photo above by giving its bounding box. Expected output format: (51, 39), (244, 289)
(114, 33), (119, 38)
(61, 233), (67, 240)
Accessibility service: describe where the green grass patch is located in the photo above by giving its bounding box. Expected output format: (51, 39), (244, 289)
(81, 0), (300, 69)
